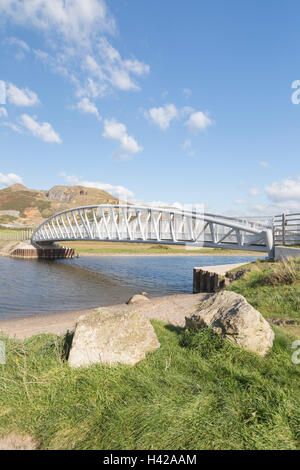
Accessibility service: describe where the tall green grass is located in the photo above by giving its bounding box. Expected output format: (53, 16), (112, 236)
(227, 259), (300, 321)
(0, 322), (299, 450)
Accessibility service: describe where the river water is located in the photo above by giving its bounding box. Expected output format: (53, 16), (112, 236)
(0, 255), (261, 320)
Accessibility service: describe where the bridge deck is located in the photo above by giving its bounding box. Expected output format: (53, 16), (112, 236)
(31, 205), (274, 256)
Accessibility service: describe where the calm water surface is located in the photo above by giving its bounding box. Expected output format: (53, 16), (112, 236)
(0, 255), (261, 319)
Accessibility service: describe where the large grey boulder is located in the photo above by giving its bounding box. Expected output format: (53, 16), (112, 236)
(185, 291), (274, 356)
(68, 308), (160, 368)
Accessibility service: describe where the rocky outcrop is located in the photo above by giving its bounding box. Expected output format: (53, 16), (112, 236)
(46, 186), (80, 203)
(225, 269), (250, 281)
(185, 291), (274, 356)
(68, 308), (160, 368)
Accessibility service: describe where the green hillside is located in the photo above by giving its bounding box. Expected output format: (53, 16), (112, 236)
(0, 184), (119, 227)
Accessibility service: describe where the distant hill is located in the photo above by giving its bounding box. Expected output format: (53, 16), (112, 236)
(0, 184), (119, 228)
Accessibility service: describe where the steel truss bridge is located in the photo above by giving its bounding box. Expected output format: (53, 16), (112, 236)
(31, 205), (274, 257)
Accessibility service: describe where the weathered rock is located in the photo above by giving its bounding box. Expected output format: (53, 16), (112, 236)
(68, 308), (160, 368)
(218, 277), (232, 290)
(185, 291), (274, 356)
(225, 269), (249, 281)
(127, 294), (150, 304)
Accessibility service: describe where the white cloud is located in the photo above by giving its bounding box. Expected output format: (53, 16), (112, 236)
(249, 185), (260, 196)
(265, 176), (300, 202)
(131, 199), (204, 213)
(0, 121), (23, 133)
(109, 67), (138, 91)
(185, 111), (213, 133)
(183, 88), (192, 99)
(4, 36), (30, 51)
(182, 139), (192, 151)
(76, 98), (100, 119)
(6, 83), (40, 107)
(182, 139), (195, 157)
(260, 161), (270, 168)
(103, 118), (142, 157)
(231, 176), (300, 216)
(61, 173), (134, 200)
(0, 172), (23, 188)
(124, 59), (150, 76)
(0, 0), (115, 44)
(1, 2), (149, 98)
(180, 106), (194, 117)
(234, 199), (246, 205)
(34, 38), (149, 98)
(4, 36), (30, 59)
(86, 38), (150, 92)
(242, 199), (300, 216)
(76, 78), (107, 99)
(145, 104), (213, 135)
(85, 55), (106, 79)
(145, 104), (178, 130)
(20, 114), (62, 143)
(0, 107), (8, 118)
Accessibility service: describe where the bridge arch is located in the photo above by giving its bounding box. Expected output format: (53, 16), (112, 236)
(31, 204), (274, 257)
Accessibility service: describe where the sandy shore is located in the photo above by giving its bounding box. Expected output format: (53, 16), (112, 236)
(0, 293), (206, 339)
(0, 262), (249, 339)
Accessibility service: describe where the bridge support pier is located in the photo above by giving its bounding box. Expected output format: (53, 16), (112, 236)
(10, 242), (75, 260)
(265, 229), (275, 259)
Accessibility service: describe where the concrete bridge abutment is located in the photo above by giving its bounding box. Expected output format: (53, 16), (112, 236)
(10, 242), (74, 260)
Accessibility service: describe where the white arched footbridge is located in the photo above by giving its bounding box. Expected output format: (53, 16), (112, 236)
(31, 205), (274, 257)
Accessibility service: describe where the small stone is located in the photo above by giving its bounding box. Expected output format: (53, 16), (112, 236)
(127, 294), (150, 304)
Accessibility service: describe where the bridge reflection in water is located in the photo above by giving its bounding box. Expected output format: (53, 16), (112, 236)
(31, 205), (274, 257)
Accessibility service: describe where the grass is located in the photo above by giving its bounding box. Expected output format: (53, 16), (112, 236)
(62, 241), (262, 256)
(0, 189), (52, 218)
(227, 258), (300, 336)
(1, 256), (299, 449)
(0, 215), (18, 225)
(0, 323), (299, 450)
(0, 228), (26, 233)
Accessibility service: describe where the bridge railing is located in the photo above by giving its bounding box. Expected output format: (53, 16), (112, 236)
(273, 213), (300, 246)
(31, 204), (274, 256)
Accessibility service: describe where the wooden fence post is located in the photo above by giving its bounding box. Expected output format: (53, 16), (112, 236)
(193, 268), (220, 293)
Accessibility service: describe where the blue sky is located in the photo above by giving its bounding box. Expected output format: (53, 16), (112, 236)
(0, 0), (300, 215)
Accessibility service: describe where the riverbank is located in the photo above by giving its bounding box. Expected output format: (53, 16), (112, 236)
(0, 262), (248, 338)
(0, 257), (299, 450)
(63, 241), (264, 257)
(0, 238), (265, 258)
(0, 293), (204, 339)
(0, 314), (298, 450)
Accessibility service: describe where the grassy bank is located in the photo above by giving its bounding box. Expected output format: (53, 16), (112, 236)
(62, 240), (261, 256)
(227, 258), (300, 336)
(0, 322), (299, 450)
(0, 257), (299, 450)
